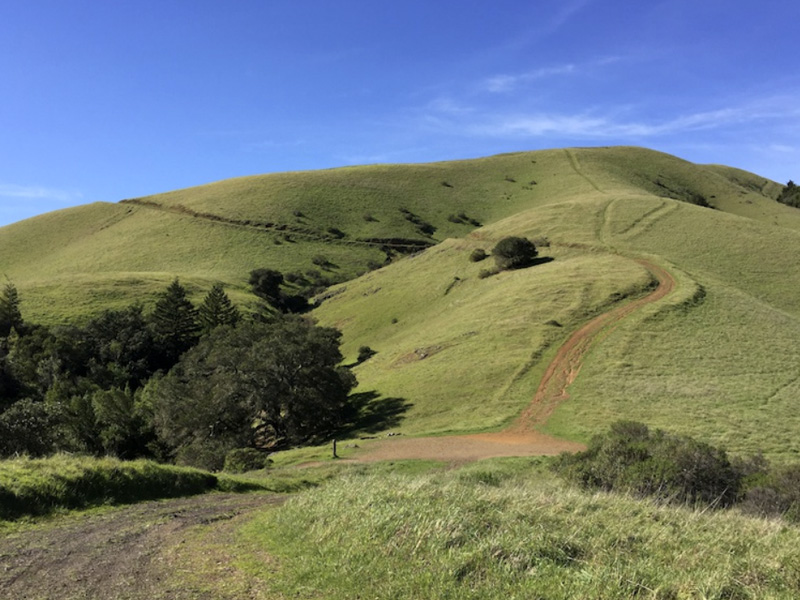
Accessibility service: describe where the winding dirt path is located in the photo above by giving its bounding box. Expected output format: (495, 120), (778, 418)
(354, 258), (676, 463)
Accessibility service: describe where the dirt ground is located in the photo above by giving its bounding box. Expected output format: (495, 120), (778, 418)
(0, 493), (283, 600)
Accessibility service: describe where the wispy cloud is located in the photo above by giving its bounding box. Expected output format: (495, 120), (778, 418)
(479, 108), (749, 138)
(479, 54), (626, 94)
(766, 143), (797, 153)
(0, 184), (82, 203)
(483, 64), (576, 93)
(421, 95), (800, 141)
(546, 0), (594, 34)
(243, 138), (308, 151)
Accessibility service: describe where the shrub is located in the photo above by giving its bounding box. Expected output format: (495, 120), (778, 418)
(740, 463), (800, 522)
(478, 268), (495, 279)
(416, 222), (436, 236)
(777, 180), (800, 208)
(284, 271), (307, 284)
(469, 248), (487, 262)
(553, 421), (742, 507)
(224, 448), (272, 474)
(357, 346), (377, 364)
(459, 212), (482, 226)
(0, 399), (61, 457)
(492, 236), (538, 270)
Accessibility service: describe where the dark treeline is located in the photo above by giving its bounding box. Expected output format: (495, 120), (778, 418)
(0, 273), (359, 471)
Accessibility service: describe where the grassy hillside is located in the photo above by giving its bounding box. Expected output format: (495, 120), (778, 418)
(228, 461), (800, 599)
(2, 146), (794, 324)
(1, 146), (799, 462)
(312, 165), (800, 459)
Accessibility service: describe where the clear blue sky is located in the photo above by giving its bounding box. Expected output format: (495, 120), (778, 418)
(2, 0), (799, 227)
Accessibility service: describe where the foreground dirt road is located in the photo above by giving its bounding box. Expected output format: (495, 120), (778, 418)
(354, 259), (675, 462)
(0, 493), (282, 600)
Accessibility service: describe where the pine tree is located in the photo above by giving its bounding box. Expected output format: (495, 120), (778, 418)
(198, 283), (240, 333)
(0, 281), (23, 337)
(150, 278), (200, 366)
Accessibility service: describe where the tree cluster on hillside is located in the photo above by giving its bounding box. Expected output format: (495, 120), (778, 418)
(0, 278), (358, 470)
(777, 180), (800, 208)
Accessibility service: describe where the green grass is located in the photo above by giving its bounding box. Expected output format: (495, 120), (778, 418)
(3, 146), (794, 324)
(0, 454), (257, 521)
(233, 460), (800, 599)
(2, 145), (799, 462)
(314, 236), (652, 436)
(538, 196), (800, 461)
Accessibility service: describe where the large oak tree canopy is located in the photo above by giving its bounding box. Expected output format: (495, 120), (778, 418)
(148, 315), (356, 470)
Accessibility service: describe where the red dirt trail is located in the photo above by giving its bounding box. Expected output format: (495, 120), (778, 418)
(354, 259), (675, 463)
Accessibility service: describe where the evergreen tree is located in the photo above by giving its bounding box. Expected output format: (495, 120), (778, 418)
(150, 278), (200, 367)
(198, 283), (240, 333)
(0, 280), (23, 337)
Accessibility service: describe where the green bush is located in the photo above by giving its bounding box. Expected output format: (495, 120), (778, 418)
(357, 345), (377, 363)
(777, 180), (800, 208)
(0, 399), (61, 457)
(740, 463), (800, 522)
(224, 448), (272, 474)
(469, 248), (487, 262)
(491, 236), (538, 270)
(553, 421), (742, 507)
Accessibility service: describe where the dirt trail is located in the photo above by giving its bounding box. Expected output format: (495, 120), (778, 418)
(0, 493), (283, 600)
(354, 259), (675, 463)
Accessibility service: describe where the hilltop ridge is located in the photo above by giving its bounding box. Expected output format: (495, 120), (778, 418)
(0, 146), (796, 323)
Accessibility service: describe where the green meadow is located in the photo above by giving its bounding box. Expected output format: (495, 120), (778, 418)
(229, 461), (800, 599)
(3, 146), (800, 596)
(2, 146), (799, 460)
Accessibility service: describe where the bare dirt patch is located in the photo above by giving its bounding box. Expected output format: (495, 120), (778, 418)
(354, 431), (584, 465)
(0, 493), (283, 600)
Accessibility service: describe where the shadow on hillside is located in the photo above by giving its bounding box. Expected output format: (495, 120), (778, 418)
(527, 256), (554, 268)
(340, 391), (412, 436)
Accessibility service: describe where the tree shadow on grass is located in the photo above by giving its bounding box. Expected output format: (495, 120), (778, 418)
(339, 391), (412, 437)
(521, 256), (554, 268)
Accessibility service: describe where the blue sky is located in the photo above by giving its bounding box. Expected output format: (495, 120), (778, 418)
(1, 0), (799, 227)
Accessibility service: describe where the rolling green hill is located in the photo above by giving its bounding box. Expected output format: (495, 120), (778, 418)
(2, 146), (798, 460)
